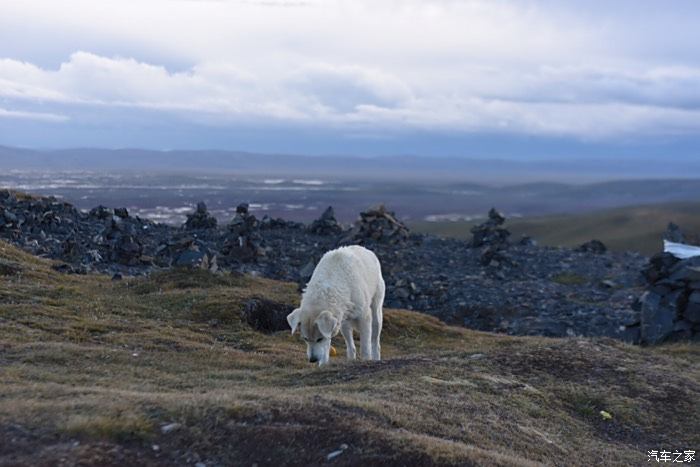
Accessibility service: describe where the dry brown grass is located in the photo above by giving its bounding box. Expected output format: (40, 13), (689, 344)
(0, 240), (698, 466)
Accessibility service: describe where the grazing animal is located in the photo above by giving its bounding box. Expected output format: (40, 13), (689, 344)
(287, 245), (385, 366)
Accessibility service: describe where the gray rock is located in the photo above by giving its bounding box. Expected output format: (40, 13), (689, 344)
(241, 298), (295, 333)
(114, 207), (129, 219)
(664, 222), (685, 243)
(640, 291), (675, 344)
(576, 239), (607, 254)
(160, 422), (182, 434)
(670, 266), (700, 282)
(686, 302), (700, 323)
(688, 291), (700, 304)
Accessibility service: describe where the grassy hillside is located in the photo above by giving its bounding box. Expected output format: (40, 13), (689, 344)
(1, 240), (699, 466)
(411, 202), (700, 255)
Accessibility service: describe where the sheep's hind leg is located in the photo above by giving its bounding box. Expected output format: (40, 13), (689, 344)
(358, 315), (373, 360)
(370, 284), (385, 361)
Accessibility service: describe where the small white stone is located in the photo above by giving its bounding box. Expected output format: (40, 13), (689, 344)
(327, 450), (344, 461)
(160, 422), (182, 434)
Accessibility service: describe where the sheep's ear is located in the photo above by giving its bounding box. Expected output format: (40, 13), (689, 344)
(287, 308), (302, 335)
(315, 311), (337, 339)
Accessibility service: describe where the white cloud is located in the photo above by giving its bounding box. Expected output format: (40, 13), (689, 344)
(1, 0), (699, 139)
(0, 107), (69, 122)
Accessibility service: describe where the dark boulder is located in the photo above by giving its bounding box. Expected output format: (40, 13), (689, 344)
(640, 291), (674, 344)
(89, 205), (113, 220)
(114, 207), (129, 219)
(576, 240), (607, 254)
(241, 298), (295, 333)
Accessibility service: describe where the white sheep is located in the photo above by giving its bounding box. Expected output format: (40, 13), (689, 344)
(287, 245), (385, 366)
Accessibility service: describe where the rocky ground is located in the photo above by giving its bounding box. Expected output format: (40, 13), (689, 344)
(1, 242), (698, 466)
(0, 188), (688, 344)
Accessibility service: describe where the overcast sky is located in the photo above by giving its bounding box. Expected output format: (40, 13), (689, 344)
(1, 0), (699, 157)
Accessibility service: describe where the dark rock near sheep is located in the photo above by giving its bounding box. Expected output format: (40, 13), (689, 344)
(241, 298), (295, 333)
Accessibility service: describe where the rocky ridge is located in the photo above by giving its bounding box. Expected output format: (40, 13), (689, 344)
(0, 189), (677, 344)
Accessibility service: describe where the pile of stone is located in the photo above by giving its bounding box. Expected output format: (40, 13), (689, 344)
(184, 202), (217, 230)
(222, 203), (264, 261)
(308, 206), (342, 235)
(639, 251), (700, 344)
(469, 208), (512, 267)
(469, 208), (510, 248)
(347, 204), (409, 244)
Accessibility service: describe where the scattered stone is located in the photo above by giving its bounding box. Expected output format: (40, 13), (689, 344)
(576, 240), (607, 254)
(0, 192), (653, 343)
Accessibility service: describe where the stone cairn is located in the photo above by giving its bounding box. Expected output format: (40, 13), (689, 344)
(222, 203), (264, 261)
(308, 206), (342, 235)
(348, 204), (409, 244)
(469, 208), (511, 266)
(89, 206), (145, 266)
(639, 228), (700, 344)
(184, 202), (217, 230)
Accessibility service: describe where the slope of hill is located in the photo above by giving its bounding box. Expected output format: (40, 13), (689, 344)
(1, 241), (698, 466)
(411, 202), (700, 255)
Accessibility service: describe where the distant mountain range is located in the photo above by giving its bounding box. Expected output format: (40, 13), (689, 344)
(2, 145), (699, 183)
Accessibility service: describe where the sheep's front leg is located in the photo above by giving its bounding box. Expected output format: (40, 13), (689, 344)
(358, 314), (373, 360)
(340, 320), (356, 360)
